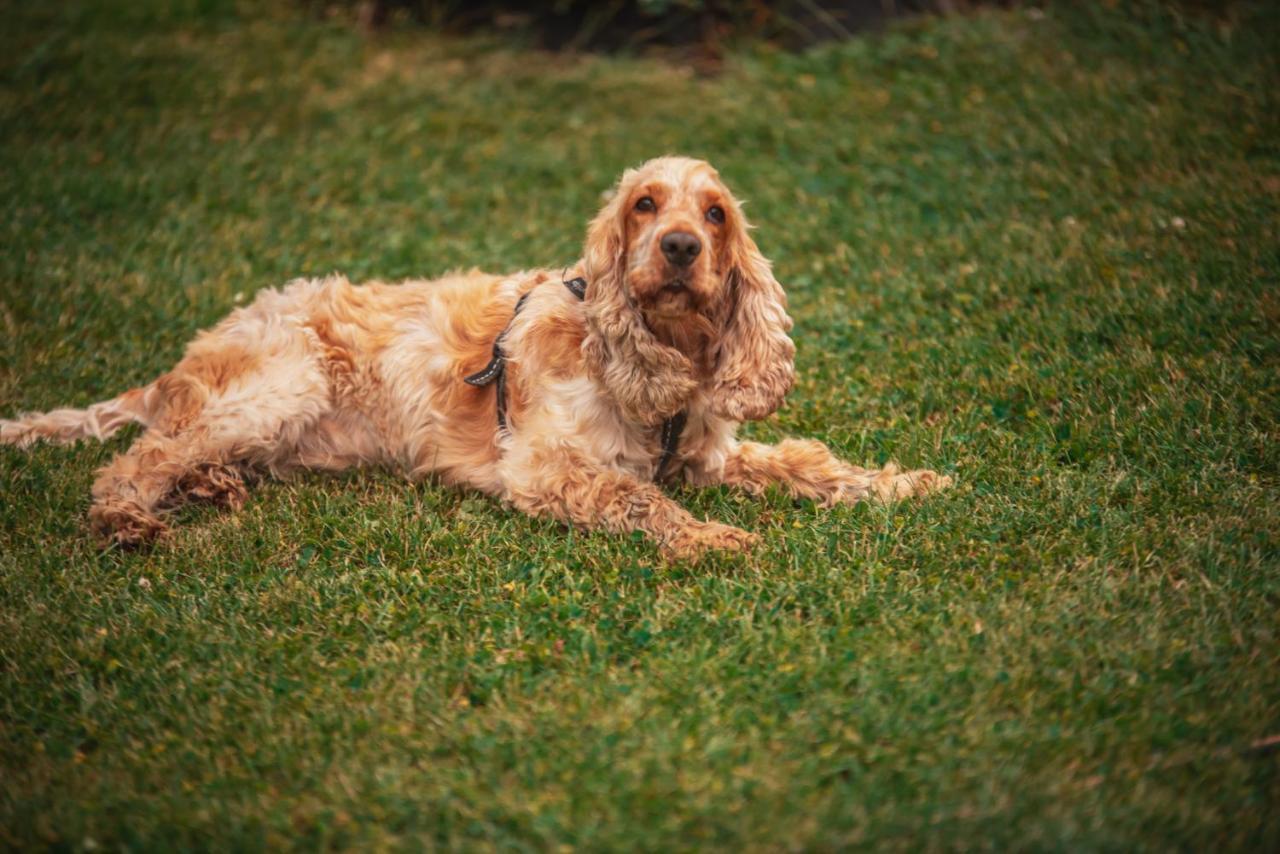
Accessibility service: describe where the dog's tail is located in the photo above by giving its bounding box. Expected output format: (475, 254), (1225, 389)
(0, 385), (154, 448)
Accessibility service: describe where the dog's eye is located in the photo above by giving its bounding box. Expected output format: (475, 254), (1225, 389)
(706, 205), (725, 224)
(635, 196), (656, 213)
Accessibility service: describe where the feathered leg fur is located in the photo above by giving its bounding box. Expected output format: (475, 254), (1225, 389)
(709, 439), (952, 505)
(503, 447), (760, 559)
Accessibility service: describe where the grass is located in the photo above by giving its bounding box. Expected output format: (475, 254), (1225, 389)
(2, 0), (1278, 848)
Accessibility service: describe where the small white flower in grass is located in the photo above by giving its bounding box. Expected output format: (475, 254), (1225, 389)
(1171, 216), (1186, 230)
(137, 577), (151, 590)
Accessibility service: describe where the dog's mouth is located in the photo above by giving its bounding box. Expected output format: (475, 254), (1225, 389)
(649, 279), (696, 315)
(633, 273), (705, 318)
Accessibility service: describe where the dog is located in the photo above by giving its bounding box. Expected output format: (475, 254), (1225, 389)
(1, 156), (950, 558)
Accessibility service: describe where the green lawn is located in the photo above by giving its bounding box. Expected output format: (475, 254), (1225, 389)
(2, 1), (1278, 848)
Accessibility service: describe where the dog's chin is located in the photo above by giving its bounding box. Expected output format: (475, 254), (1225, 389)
(635, 278), (702, 319)
(635, 279), (722, 360)
(650, 287), (695, 319)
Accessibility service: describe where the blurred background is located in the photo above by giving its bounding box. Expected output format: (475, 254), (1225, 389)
(2, 0), (1277, 849)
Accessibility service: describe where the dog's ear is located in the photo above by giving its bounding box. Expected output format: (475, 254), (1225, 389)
(711, 211), (795, 422)
(582, 172), (696, 425)
(581, 184), (626, 301)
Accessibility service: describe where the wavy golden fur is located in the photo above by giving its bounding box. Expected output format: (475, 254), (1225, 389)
(0, 156), (949, 558)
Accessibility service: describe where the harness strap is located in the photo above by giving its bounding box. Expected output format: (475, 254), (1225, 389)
(463, 291), (531, 431)
(653, 409), (687, 481)
(464, 276), (687, 481)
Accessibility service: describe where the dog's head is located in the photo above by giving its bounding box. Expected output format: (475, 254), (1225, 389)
(582, 156), (795, 424)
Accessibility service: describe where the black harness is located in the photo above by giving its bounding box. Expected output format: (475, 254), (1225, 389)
(463, 276), (687, 481)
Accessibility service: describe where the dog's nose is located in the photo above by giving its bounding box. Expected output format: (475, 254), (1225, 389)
(660, 231), (701, 267)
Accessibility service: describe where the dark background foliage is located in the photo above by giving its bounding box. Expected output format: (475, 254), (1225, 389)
(334, 0), (1015, 50)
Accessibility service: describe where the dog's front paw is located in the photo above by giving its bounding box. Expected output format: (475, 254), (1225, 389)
(868, 464), (953, 502)
(662, 520), (760, 561)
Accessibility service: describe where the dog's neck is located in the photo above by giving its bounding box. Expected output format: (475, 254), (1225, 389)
(576, 269), (712, 428)
(640, 308), (719, 379)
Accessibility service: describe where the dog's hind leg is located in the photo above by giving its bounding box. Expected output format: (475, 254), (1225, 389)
(88, 349), (332, 547)
(90, 427), (209, 545)
(175, 460), (252, 511)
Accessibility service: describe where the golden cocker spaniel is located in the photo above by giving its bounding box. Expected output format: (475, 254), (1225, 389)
(1, 156), (950, 557)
